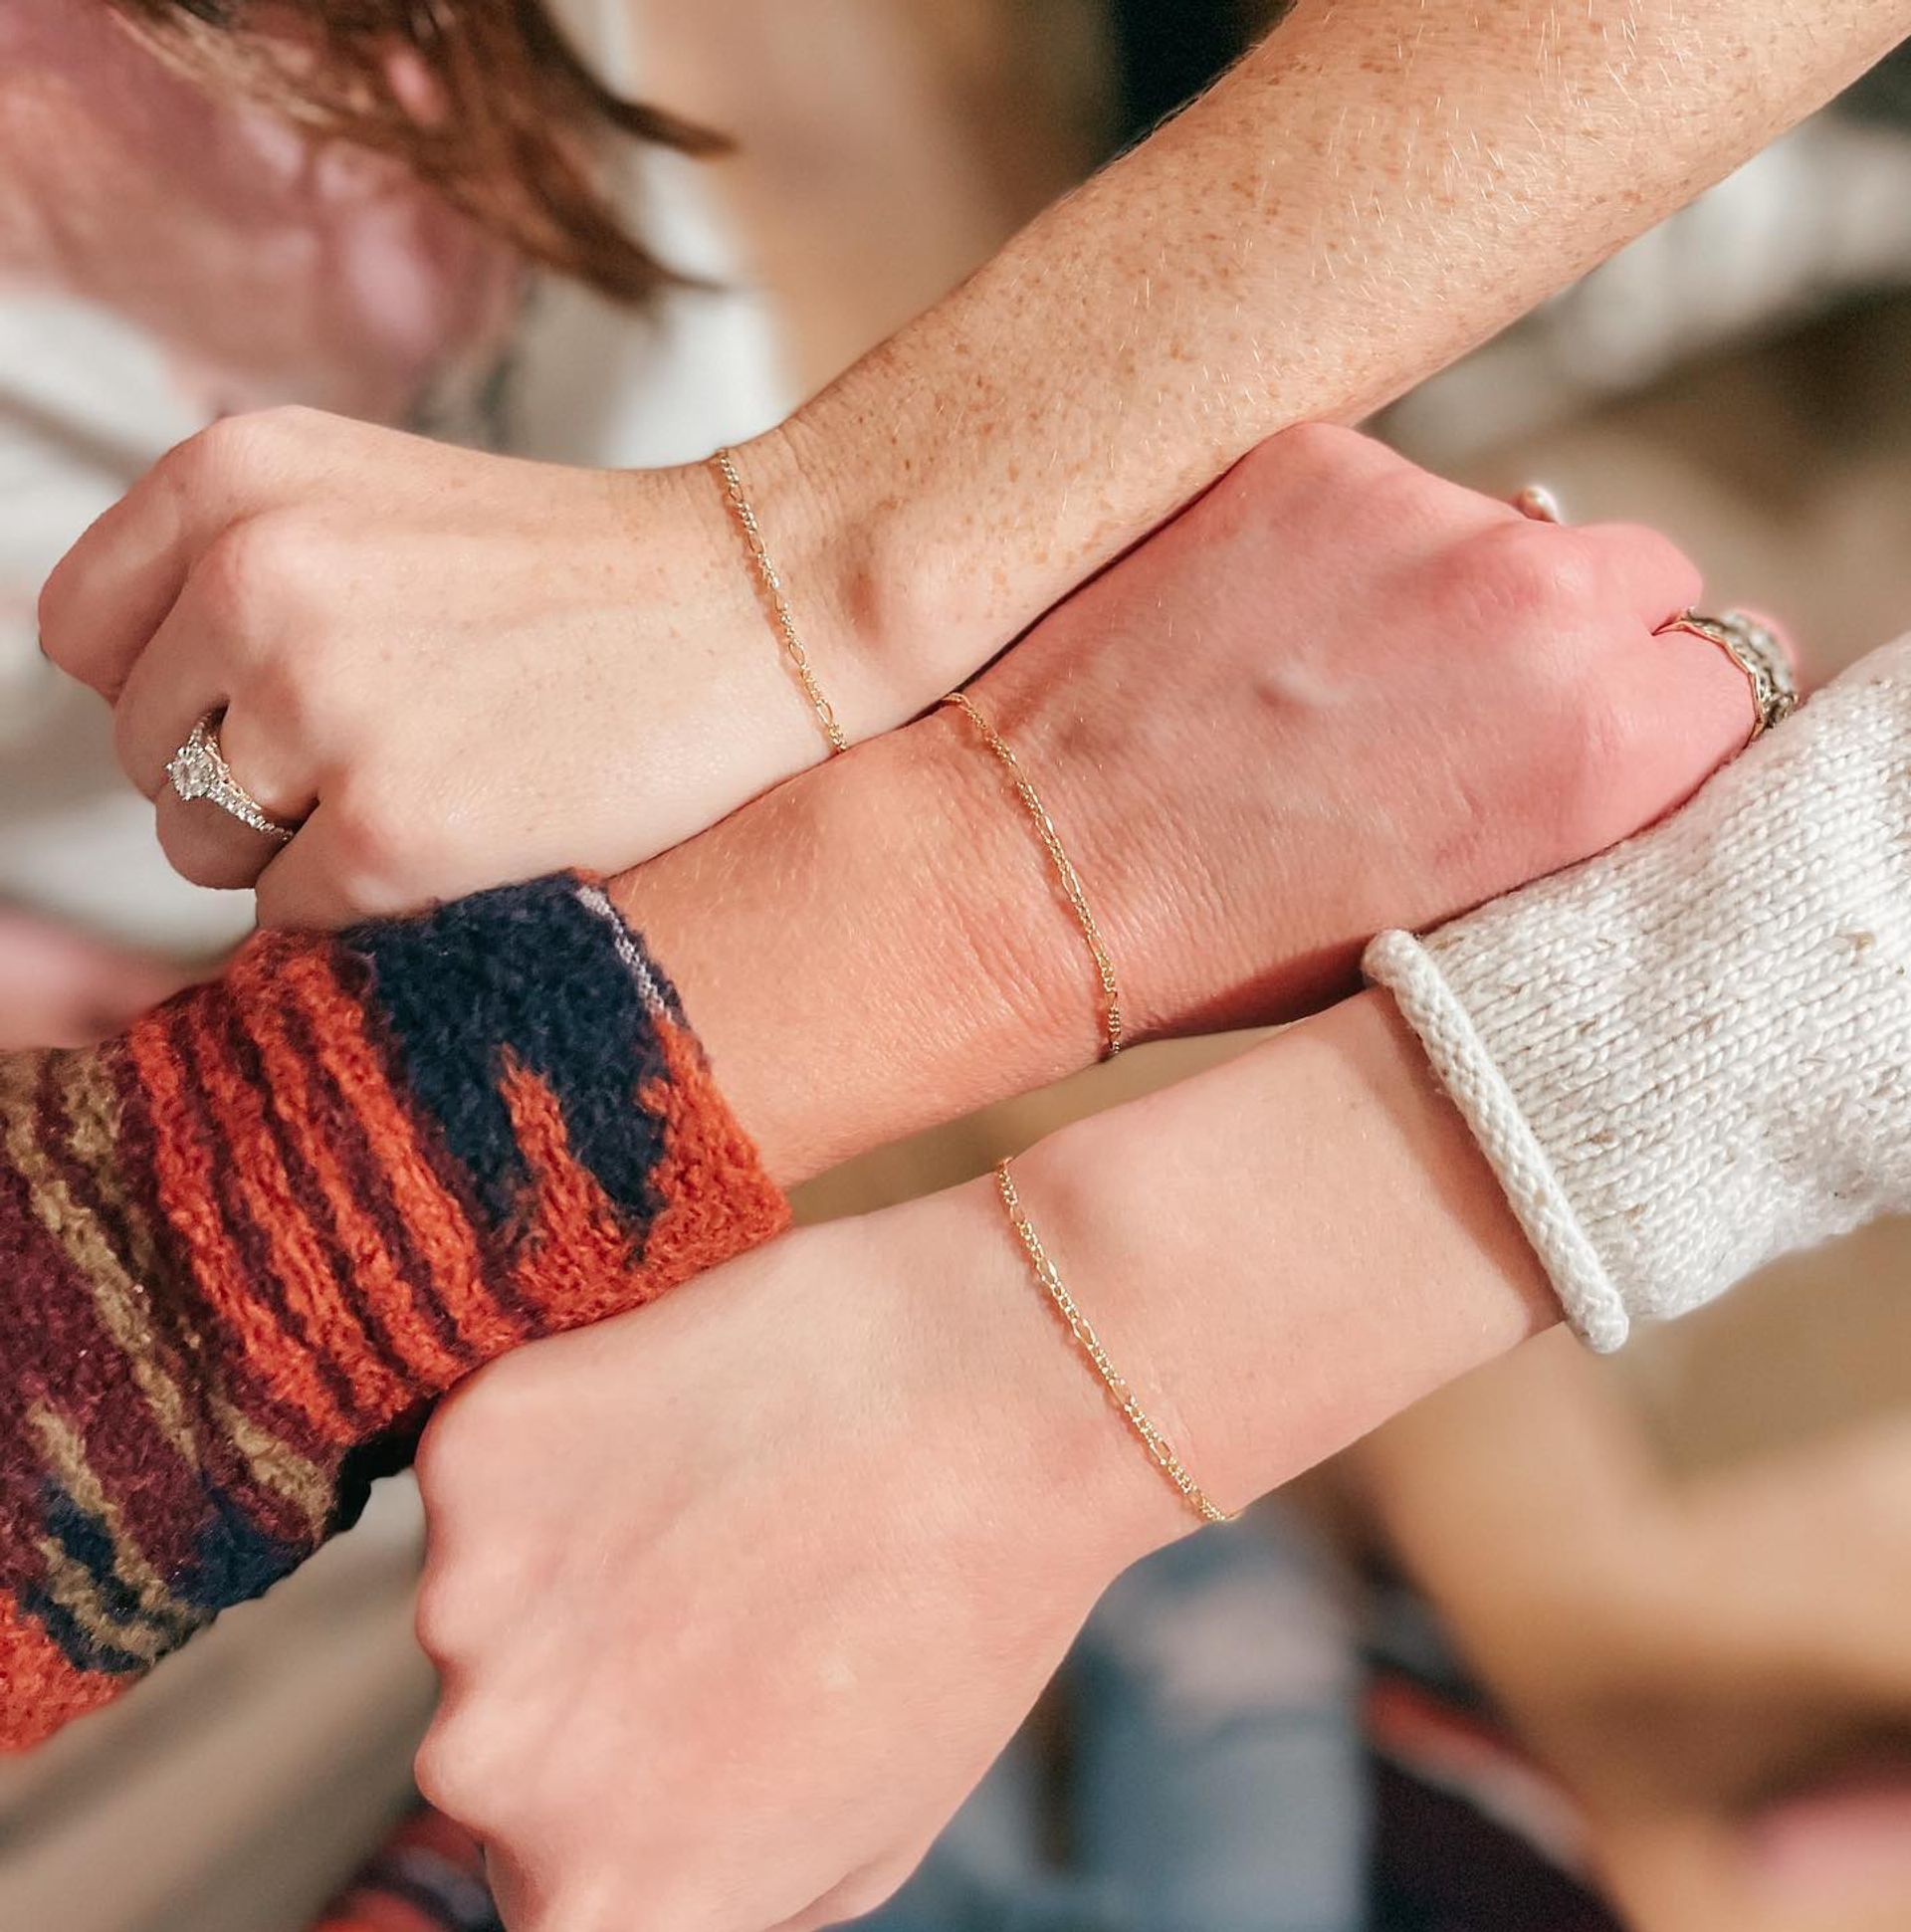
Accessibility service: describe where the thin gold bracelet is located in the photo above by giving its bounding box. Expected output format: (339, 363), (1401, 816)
(995, 1160), (1234, 1528)
(710, 447), (850, 756)
(943, 691), (1125, 1060)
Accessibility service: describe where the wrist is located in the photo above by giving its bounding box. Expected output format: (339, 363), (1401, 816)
(868, 1177), (1187, 1587)
(612, 703), (1090, 1188)
(722, 408), (942, 742)
(1004, 992), (1561, 1522)
(738, 363), (1011, 732)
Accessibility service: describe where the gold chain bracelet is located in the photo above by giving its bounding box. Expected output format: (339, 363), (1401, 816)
(944, 691), (1125, 1060)
(711, 447), (849, 756)
(995, 1160), (1233, 1527)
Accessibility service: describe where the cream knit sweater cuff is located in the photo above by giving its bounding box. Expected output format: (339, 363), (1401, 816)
(1366, 636), (1911, 1352)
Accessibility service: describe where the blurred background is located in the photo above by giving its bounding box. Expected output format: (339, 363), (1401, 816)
(4, 3), (1911, 1929)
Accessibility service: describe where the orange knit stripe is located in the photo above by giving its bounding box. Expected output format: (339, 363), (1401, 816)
(124, 1006), (353, 1443)
(633, 1019), (791, 1297)
(0, 1595), (129, 1753)
(182, 994), (411, 1425)
(223, 948), (470, 1397)
(268, 948), (522, 1363)
(497, 1059), (646, 1334)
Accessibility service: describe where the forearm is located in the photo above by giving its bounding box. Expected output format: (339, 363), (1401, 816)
(765, 0), (1907, 697)
(904, 990), (1565, 1557)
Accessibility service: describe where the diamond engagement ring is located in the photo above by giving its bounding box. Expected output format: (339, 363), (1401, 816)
(165, 712), (300, 843)
(1657, 610), (1800, 743)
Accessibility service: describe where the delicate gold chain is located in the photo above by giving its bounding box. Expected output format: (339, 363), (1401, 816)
(995, 1161), (1233, 1527)
(943, 691), (1125, 1059)
(711, 448), (849, 755)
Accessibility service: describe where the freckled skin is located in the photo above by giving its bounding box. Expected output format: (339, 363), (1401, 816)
(797, 0), (1910, 694)
(25, 0), (1906, 937)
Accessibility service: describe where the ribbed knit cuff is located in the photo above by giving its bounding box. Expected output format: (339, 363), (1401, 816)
(0, 872), (787, 1748)
(1364, 930), (1631, 1351)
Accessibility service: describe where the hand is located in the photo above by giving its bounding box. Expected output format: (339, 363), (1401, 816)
(410, 985), (1566, 1932)
(1481, 1417), (1911, 1932)
(626, 425), (1754, 1178)
(412, 1185), (1171, 1932)
(43, 408), (1743, 958)
(0, 907), (196, 1048)
(37, 407), (892, 929)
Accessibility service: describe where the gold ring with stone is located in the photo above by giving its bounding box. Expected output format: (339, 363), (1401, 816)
(164, 712), (300, 843)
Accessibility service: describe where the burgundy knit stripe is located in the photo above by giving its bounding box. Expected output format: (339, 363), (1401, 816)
(0, 1153), (81, 1594)
(29, 1053), (219, 1452)
(5, 1055), (247, 1578)
(161, 1001), (369, 1433)
(108, 1039), (322, 1468)
(0, 1105), (206, 1589)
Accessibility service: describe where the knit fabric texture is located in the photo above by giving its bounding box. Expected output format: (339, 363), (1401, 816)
(1366, 636), (1911, 1352)
(0, 874), (788, 1750)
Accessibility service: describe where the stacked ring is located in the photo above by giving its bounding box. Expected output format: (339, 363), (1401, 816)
(1657, 610), (1800, 743)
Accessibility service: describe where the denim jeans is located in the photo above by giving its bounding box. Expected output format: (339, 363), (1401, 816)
(859, 1508), (1368, 1932)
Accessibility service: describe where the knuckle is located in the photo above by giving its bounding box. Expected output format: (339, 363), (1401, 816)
(160, 405), (323, 508)
(1453, 522), (1601, 634)
(1591, 520), (1704, 608)
(412, 1389), (477, 1510)
(163, 414), (259, 490)
(194, 515), (306, 630)
(412, 1569), (471, 1666)
(328, 784), (427, 899)
(413, 1720), (486, 1824)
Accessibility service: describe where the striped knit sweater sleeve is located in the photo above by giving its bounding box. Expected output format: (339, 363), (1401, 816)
(0, 873), (787, 1750)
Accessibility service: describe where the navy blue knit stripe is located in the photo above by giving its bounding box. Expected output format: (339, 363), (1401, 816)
(346, 877), (672, 1231)
(39, 1485), (191, 1640)
(174, 1486), (309, 1614)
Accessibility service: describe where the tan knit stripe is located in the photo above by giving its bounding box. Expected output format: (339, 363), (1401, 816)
(34, 1538), (177, 1664)
(206, 1391), (331, 1535)
(59, 1049), (167, 1287)
(29, 1407), (201, 1649)
(3, 1067), (205, 1474)
(52, 1055), (332, 1531)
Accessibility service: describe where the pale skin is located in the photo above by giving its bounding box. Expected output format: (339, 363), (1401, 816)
(401, 428), (1760, 1931)
(35, 0), (1911, 924)
(414, 997), (1557, 1932)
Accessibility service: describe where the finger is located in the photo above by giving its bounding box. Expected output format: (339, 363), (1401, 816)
(114, 563), (320, 805)
(252, 801), (386, 932)
(38, 409), (318, 700)
(1577, 520), (1706, 633)
(1636, 614), (1790, 808)
(142, 672), (318, 893)
(110, 576), (233, 802)
(0, 911), (197, 1050)
(153, 784), (296, 893)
